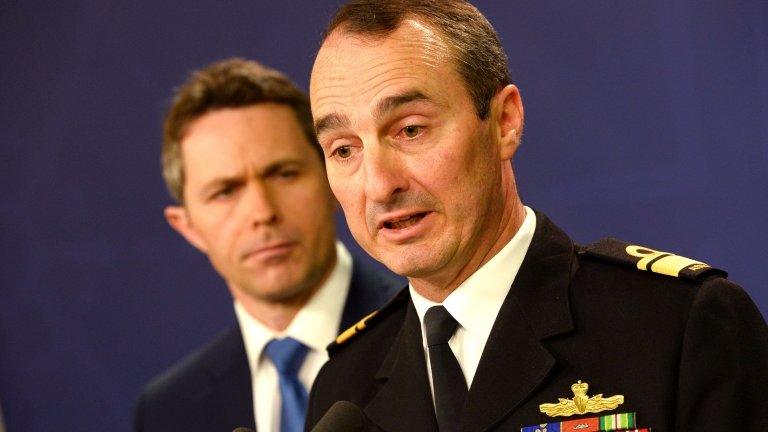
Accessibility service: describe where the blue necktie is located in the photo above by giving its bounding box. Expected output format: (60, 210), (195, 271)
(264, 337), (309, 432)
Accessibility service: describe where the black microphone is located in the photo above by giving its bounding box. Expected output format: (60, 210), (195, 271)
(310, 400), (366, 432)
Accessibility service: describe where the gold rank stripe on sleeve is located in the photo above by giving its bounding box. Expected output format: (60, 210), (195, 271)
(579, 238), (727, 281)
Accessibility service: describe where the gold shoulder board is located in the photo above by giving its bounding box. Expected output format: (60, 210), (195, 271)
(580, 238), (727, 281)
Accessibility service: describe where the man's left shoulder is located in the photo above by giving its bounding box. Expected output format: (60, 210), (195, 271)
(572, 237), (749, 314)
(578, 237), (727, 283)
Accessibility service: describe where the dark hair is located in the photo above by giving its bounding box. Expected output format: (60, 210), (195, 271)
(162, 58), (321, 203)
(323, 0), (512, 119)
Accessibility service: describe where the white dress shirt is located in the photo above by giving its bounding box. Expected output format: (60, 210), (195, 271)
(234, 241), (353, 432)
(410, 206), (536, 401)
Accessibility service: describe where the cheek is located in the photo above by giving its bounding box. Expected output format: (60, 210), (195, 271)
(195, 221), (241, 276)
(189, 203), (237, 249)
(281, 180), (336, 233)
(411, 144), (463, 198)
(329, 177), (363, 215)
(214, 216), (245, 256)
(329, 184), (371, 244)
(327, 169), (354, 201)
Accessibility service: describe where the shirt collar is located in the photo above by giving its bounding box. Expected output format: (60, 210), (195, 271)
(235, 241), (353, 367)
(411, 206), (536, 339)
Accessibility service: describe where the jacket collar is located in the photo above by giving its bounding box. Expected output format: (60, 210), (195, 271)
(363, 210), (576, 432)
(460, 210), (575, 431)
(365, 300), (439, 432)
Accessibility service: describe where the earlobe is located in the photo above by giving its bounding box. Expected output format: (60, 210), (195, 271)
(164, 206), (209, 253)
(494, 84), (525, 161)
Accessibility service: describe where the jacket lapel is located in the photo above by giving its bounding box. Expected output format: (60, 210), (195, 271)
(196, 327), (255, 430)
(364, 300), (439, 432)
(460, 212), (576, 431)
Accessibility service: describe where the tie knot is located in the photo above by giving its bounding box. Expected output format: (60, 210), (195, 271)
(264, 337), (309, 374)
(425, 306), (459, 347)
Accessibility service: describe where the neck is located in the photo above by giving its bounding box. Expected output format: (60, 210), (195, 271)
(231, 254), (337, 332)
(410, 168), (525, 302)
(235, 293), (309, 332)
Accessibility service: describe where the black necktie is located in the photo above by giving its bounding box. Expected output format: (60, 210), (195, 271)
(425, 306), (467, 431)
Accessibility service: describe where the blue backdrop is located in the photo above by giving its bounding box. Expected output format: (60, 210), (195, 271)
(1, 1), (766, 430)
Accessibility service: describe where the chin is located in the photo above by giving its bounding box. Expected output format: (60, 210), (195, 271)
(241, 271), (312, 302)
(251, 284), (312, 304)
(378, 252), (436, 279)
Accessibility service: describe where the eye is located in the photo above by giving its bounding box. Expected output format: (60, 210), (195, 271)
(210, 184), (236, 201)
(398, 125), (423, 139)
(278, 169), (298, 179)
(331, 145), (353, 159)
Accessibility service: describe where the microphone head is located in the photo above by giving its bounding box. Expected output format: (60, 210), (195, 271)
(311, 400), (366, 432)
(231, 428), (256, 432)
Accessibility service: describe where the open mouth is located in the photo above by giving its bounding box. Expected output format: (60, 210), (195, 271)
(382, 212), (428, 230)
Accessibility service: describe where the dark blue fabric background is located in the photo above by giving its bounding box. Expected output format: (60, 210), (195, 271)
(1, 1), (766, 430)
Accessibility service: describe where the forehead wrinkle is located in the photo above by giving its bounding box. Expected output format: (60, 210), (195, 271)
(312, 20), (453, 126)
(313, 66), (424, 126)
(324, 54), (428, 94)
(371, 90), (432, 121)
(314, 22), (448, 86)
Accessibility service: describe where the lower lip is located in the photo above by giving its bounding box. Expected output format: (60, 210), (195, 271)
(243, 242), (297, 263)
(379, 212), (433, 243)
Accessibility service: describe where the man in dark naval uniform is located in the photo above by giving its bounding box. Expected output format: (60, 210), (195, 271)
(306, 1), (768, 431)
(134, 59), (400, 432)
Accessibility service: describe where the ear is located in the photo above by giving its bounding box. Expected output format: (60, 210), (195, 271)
(164, 205), (209, 253)
(491, 84), (524, 161)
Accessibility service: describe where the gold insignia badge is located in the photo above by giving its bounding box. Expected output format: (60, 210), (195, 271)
(539, 380), (624, 417)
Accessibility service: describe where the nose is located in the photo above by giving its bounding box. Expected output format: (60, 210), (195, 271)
(363, 143), (409, 204)
(243, 181), (278, 227)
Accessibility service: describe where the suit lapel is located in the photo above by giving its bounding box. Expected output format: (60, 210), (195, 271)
(201, 327), (255, 430)
(364, 301), (439, 432)
(460, 212), (576, 431)
(201, 259), (399, 431)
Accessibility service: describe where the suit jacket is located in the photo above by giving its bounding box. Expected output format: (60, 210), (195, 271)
(306, 212), (768, 432)
(134, 259), (402, 432)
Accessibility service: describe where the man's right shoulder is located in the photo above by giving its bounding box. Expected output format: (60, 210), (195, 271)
(139, 326), (242, 398)
(309, 288), (410, 423)
(327, 287), (410, 356)
(134, 326), (246, 430)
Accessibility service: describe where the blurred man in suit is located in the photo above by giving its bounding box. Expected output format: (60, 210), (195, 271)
(306, 1), (768, 431)
(134, 58), (400, 432)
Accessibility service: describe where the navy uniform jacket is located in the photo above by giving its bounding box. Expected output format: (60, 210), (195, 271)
(306, 212), (768, 432)
(134, 260), (402, 432)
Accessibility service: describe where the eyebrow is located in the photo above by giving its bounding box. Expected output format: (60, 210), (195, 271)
(260, 159), (303, 177)
(372, 90), (430, 120)
(314, 90), (432, 138)
(314, 112), (350, 138)
(198, 159), (304, 197)
(199, 176), (241, 199)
